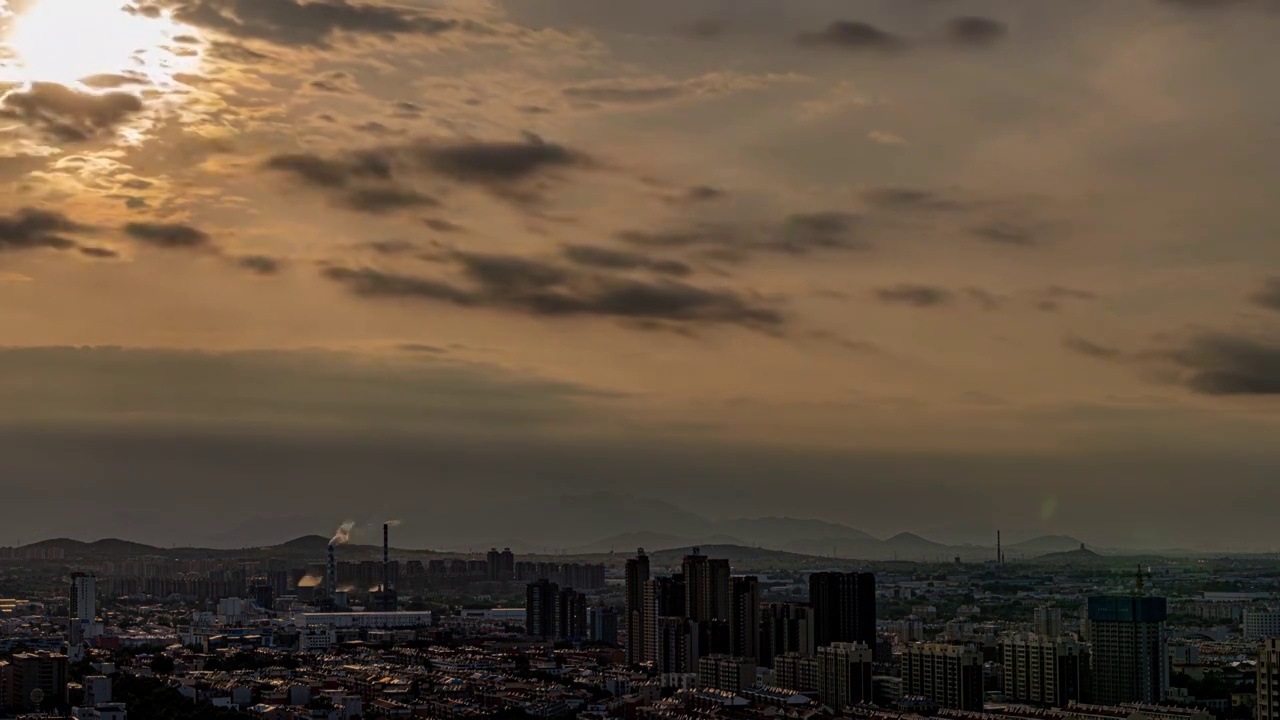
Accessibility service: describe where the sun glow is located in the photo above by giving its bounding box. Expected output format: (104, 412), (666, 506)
(0, 0), (199, 86)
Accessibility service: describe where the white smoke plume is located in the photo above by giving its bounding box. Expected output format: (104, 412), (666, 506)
(330, 521), (355, 546)
(384, 519), (402, 528)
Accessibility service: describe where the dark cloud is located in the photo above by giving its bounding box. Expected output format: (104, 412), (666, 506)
(1065, 336), (1123, 360)
(0, 83), (144, 142)
(971, 222), (1037, 247)
(685, 186), (725, 202)
(0, 208), (87, 252)
(561, 245), (692, 277)
(770, 212), (865, 254)
(324, 249), (783, 331)
(166, 0), (457, 47)
(123, 222), (212, 249)
(264, 152), (391, 189)
(424, 218), (464, 233)
(361, 239), (418, 255)
(797, 21), (904, 51)
(307, 71), (356, 93)
(863, 187), (962, 211)
(875, 284), (953, 307)
(342, 187), (438, 214)
(1036, 285), (1098, 312)
(1169, 334), (1280, 395)
(416, 136), (580, 185)
(1249, 277), (1280, 312)
(563, 82), (686, 104)
(79, 246), (121, 259)
(945, 16), (1009, 47)
(237, 255), (282, 275)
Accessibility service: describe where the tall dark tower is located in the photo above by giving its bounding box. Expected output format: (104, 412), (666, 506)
(682, 548), (730, 622)
(371, 522), (398, 611)
(729, 576), (761, 660)
(808, 571), (876, 648)
(624, 548), (650, 665)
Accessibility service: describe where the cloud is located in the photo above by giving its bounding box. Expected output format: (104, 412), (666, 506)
(264, 152), (391, 188)
(0, 208), (87, 253)
(797, 21), (904, 51)
(323, 249), (783, 331)
(1035, 285), (1098, 312)
(875, 284), (953, 307)
(1169, 334), (1280, 395)
(971, 222), (1038, 247)
(615, 212), (865, 263)
(236, 255), (283, 275)
(561, 244), (692, 277)
(0, 83), (144, 142)
(863, 187), (963, 212)
(342, 187), (439, 214)
(416, 136), (581, 185)
(166, 0), (458, 47)
(945, 16), (1009, 47)
(1250, 277), (1280, 312)
(123, 222), (212, 249)
(770, 212), (865, 254)
(1065, 336), (1123, 360)
(79, 246), (121, 259)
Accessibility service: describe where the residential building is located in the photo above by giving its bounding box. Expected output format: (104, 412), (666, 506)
(625, 549), (650, 665)
(902, 643), (984, 711)
(1087, 596), (1168, 704)
(809, 572), (876, 648)
(698, 655), (757, 693)
(588, 606), (618, 646)
(644, 575), (686, 664)
(1000, 633), (1091, 706)
(729, 576), (760, 661)
(0, 651), (68, 712)
(1245, 610), (1280, 640)
(1035, 606), (1064, 638)
(1259, 637), (1280, 720)
(683, 550), (730, 622)
(816, 642), (874, 709)
(526, 579), (557, 640)
(554, 587), (587, 642)
(760, 602), (815, 668)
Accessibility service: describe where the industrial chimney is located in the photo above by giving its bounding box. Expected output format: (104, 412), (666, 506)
(327, 542), (337, 599)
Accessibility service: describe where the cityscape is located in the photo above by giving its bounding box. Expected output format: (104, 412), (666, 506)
(2, 524), (1280, 720)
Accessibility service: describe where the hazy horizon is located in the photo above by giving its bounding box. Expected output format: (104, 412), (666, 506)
(2, 0), (1279, 553)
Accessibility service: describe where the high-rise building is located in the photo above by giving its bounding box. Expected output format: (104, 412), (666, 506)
(70, 574), (96, 625)
(526, 579), (558, 640)
(1260, 638), (1280, 720)
(555, 587), (587, 642)
(487, 548), (516, 582)
(644, 575), (686, 664)
(625, 549), (650, 665)
(760, 602), (814, 668)
(683, 549), (730, 622)
(588, 606), (619, 646)
(1087, 596), (1168, 704)
(0, 652), (68, 712)
(902, 643), (984, 711)
(1000, 634), (1091, 707)
(1245, 610), (1280, 640)
(729, 576), (760, 661)
(655, 617), (696, 674)
(1034, 606), (1064, 638)
(809, 572), (876, 648)
(816, 642), (874, 709)
(774, 652), (821, 694)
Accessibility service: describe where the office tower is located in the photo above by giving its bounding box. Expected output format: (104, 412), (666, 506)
(1260, 638), (1280, 720)
(0, 652), (68, 712)
(809, 571), (876, 648)
(1034, 606), (1064, 638)
(625, 549), (650, 665)
(1000, 634), (1091, 707)
(1245, 610), (1280, 640)
(683, 549), (730, 622)
(499, 548), (515, 581)
(816, 642), (874, 709)
(588, 606), (619, 646)
(554, 587), (587, 642)
(1087, 596), (1168, 704)
(698, 655), (757, 692)
(526, 579), (558, 640)
(729, 576), (761, 660)
(902, 643), (984, 711)
(760, 603), (815, 668)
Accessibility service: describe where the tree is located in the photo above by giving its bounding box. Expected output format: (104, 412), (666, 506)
(149, 654), (175, 675)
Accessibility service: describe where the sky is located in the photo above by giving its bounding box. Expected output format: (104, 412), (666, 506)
(1, 0), (1279, 552)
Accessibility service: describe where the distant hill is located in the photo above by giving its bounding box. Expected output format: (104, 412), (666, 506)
(1034, 547), (1104, 563)
(1008, 535), (1085, 556)
(645, 544), (842, 571)
(573, 531), (747, 554)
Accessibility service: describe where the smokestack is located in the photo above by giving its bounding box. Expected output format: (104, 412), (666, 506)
(997, 530), (1002, 565)
(383, 522), (390, 592)
(327, 542), (336, 598)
